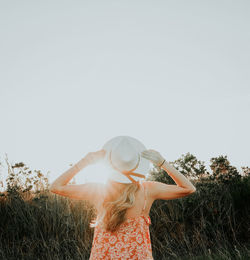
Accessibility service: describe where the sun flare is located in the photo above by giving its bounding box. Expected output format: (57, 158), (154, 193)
(75, 161), (112, 184)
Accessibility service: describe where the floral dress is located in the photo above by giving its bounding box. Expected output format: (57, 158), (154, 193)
(89, 181), (154, 260)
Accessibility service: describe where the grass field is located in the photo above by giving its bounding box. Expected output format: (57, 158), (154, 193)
(0, 158), (249, 259)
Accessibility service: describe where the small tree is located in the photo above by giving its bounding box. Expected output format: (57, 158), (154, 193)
(209, 155), (241, 184)
(171, 152), (209, 180)
(241, 166), (250, 177)
(146, 152), (208, 184)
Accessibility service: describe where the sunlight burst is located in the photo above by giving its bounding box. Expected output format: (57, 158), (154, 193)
(75, 161), (112, 184)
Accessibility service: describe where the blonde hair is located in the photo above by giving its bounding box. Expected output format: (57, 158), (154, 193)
(90, 181), (140, 233)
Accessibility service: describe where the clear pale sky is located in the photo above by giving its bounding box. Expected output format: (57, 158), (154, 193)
(0, 1), (249, 185)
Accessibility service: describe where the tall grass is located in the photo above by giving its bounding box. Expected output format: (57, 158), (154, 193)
(0, 190), (95, 259)
(0, 156), (249, 259)
(149, 177), (250, 259)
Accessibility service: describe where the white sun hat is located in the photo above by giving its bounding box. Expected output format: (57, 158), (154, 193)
(102, 135), (150, 184)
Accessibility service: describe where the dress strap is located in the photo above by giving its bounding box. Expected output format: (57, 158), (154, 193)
(141, 181), (147, 214)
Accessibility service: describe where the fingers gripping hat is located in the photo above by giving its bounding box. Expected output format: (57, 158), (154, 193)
(102, 136), (150, 184)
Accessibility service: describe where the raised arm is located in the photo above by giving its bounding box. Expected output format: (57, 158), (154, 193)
(141, 149), (196, 201)
(161, 160), (196, 190)
(49, 157), (87, 191)
(49, 149), (106, 201)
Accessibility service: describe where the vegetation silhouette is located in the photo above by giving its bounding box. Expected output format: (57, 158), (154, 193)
(0, 153), (249, 259)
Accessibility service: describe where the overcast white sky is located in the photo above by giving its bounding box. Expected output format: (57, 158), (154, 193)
(0, 1), (249, 184)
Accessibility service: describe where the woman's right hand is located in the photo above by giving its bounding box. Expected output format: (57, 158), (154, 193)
(140, 149), (165, 167)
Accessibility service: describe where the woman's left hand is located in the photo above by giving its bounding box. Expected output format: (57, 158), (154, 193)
(84, 149), (106, 165)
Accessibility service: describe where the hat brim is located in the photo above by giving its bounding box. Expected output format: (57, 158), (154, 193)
(102, 136), (150, 183)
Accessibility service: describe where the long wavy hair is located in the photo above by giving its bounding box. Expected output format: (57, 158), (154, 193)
(90, 180), (141, 233)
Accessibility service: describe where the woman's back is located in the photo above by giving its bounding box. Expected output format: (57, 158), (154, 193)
(89, 180), (154, 260)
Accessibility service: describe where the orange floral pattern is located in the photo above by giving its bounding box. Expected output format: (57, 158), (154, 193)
(89, 214), (153, 259)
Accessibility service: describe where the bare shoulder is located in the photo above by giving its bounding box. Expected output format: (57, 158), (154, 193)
(94, 182), (106, 196)
(142, 181), (154, 198)
(142, 180), (196, 201)
(86, 182), (105, 205)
